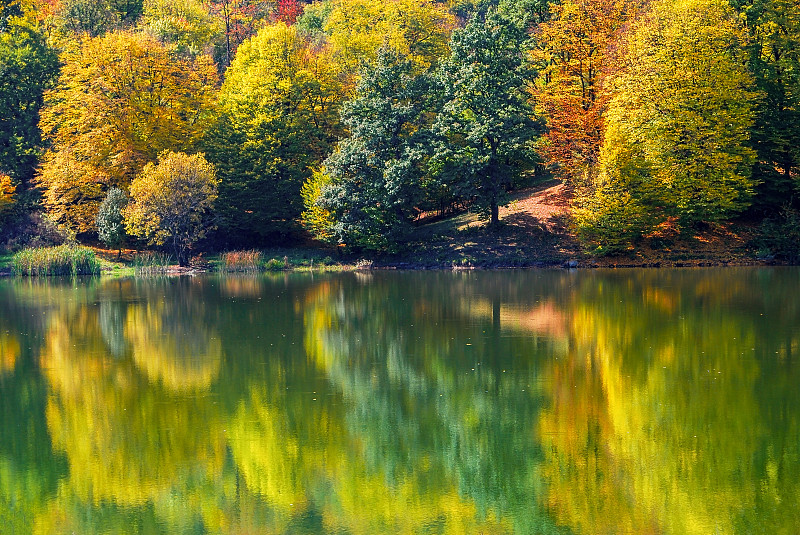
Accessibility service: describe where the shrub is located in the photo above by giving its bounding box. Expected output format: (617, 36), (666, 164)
(96, 187), (128, 255)
(264, 258), (284, 271)
(756, 208), (800, 261)
(12, 245), (101, 276)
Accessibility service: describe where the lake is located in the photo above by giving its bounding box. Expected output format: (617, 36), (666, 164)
(1, 268), (798, 534)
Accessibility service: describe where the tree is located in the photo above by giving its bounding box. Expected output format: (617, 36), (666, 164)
(206, 0), (273, 68)
(432, 7), (539, 226)
(204, 22), (342, 245)
(95, 187), (127, 257)
(0, 15), (59, 185)
(37, 30), (217, 234)
(310, 49), (434, 251)
(731, 0), (800, 211)
(301, 0), (454, 88)
(142, 0), (220, 56)
(533, 0), (642, 184)
(124, 152), (218, 265)
(575, 0), (758, 252)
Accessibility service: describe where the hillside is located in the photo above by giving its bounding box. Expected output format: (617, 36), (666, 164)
(386, 180), (766, 269)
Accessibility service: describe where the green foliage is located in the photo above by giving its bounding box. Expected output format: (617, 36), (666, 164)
(755, 208), (800, 261)
(731, 0), (800, 212)
(51, 0), (121, 37)
(264, 257), (284, 271)
(578, 0), (758, 251)
(124, 151), (218, 266)
(11, 244), (101, 276)
(432, 7), (540, 226)
(0, 15), (59, 185)
(95, 187), (127, 253)
(204, 22), (342, 246)
(314, 48), (434, 252)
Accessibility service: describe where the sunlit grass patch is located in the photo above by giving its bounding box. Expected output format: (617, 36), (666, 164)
(12, 245), (101, 276)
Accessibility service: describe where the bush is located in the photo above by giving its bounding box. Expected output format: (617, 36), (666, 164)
(220, 250), (263, 272)
(756, 208), (800, 261)
(264, 258), (284, 271)
(12, 245), (101, 276)
(96, 187), (127, 254)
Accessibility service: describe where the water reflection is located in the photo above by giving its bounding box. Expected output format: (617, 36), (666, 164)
(0, 269), (798, 533)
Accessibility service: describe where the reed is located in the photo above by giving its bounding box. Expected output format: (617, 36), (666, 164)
(12, 245), (101, 276)
(219, 250), (264, 272)
(132, 251), (173, 274)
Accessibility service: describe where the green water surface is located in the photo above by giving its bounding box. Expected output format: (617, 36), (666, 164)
(1, 268), (798, 534)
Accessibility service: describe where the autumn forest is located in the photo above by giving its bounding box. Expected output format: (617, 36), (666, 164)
(0, 0), (798, 261)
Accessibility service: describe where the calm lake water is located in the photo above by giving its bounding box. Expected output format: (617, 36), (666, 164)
(1, 268), (799, 534)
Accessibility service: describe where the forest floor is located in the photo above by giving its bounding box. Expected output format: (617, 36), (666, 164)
(384, 179), (771, 269)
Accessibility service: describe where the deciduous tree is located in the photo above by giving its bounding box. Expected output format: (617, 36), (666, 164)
(533, 0), (642, 184)
(124, 151), (218, 265)
(0, 15), (59, 185)
(204, 22), (342, 245)
(310, 49), (434, 251)
(432, 7), (539, 226)
(37, 30), (217, 233)
(575, 0), (758, 253)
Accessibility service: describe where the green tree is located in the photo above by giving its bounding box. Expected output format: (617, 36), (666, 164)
(432, 7), (539, 227)
(124, 151), (218, 265)
(731, 0), (800, 211)
(576, 0), (758, 252)
(204, 22), (342, 246)
(309, 49), (434, 252)
(38, 30), (217, 234)
(95, 187), (127, 257)
(0, 15), (59, 185)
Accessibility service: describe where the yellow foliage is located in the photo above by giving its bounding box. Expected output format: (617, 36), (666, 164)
(0, 174), (15, 216)
(37, 31), (218, 232)
(320, 0), (453, 86)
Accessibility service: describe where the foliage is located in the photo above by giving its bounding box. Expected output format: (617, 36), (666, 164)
(206, 0), (273, 67)
(304, 0), (454, 85)
(37, 30), (217, 234)
(0, 15), (59, 185)
(124, 151), (218, 266)
(204, 22), (342, 246)
(142, 0), (220, 56)
(313, 49), (434, 252)
(577, 0), (758, 251)
(95, 187), (127, 254)
(300, 167), (335, 243)
(731, 0), (800, 211)
(755, 207), (800, 261)
(432, 7), (540, 226)
(0, 173), (15, 216)
(219, 249), (263, 272)
(49, 0), (121, 37)
(11, 244), (101, 275)
(533, 0), (642, 184)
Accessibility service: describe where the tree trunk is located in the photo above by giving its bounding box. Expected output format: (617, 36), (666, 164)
(491, 202), (499, 226)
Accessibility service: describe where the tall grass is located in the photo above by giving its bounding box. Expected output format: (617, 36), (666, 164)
(12, 245), (101, 276)
(219, 250), (263, 272)
(132, 251), (173, 274)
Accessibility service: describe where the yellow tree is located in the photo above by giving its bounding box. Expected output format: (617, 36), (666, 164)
(303, 0), (454, 88)
(574, 0), (758, 253)
(124, 151), (218, 266)
(37, 30), (217, 234)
